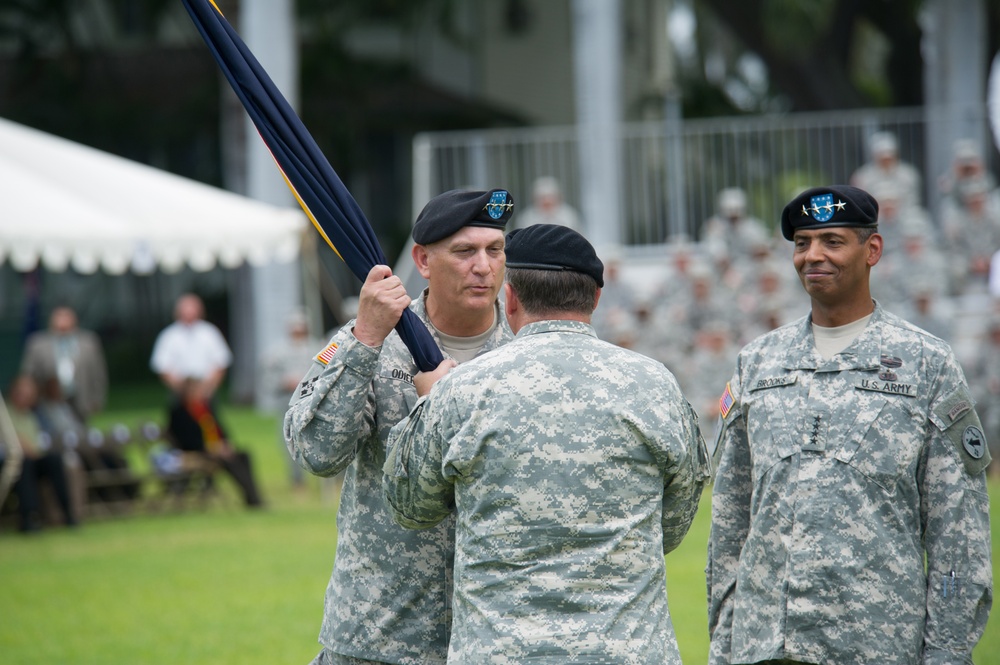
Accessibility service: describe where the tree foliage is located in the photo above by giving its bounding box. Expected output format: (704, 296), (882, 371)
(696, 0), (925, 110)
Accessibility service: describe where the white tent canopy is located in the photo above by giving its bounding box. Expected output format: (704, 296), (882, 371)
(0, 117), (307, 275)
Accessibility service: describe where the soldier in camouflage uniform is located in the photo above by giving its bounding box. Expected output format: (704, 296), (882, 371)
(284, 189), (515, 665)
(708, 185), (993, 665)
(383, 224), (711, 664)
(850, 131), (922, 205)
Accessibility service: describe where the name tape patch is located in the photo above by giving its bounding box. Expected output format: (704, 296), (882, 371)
(748, 375), (797, 392)
(855, 378), (917, 397)
(380, 367), (414, 385)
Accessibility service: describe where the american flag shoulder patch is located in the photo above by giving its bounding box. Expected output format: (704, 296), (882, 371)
(316, 342), (339, 365)
(719, 382), (735, 418)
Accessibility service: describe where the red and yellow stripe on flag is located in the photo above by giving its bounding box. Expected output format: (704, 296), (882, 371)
(719, 382), (735, 419)
(182, 0), (444, 373)
(316, 341), (339, 366)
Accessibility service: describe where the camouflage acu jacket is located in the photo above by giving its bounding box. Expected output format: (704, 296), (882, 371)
(708, 302), (993, 665)
(284, 293), (511, 665)
(384, 320), (711, 664)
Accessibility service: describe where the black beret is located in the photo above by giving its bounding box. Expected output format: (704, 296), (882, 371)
(505, 224), (605, 287)
(412, 189), (514, 245)
(780, 185), (879, 241)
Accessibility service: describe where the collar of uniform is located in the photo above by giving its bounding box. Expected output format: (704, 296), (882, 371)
(516, 319), (597, 339)
(412, 288), (431, 315)
(782, 301), (884, 371)
(850, 303), (884, 371)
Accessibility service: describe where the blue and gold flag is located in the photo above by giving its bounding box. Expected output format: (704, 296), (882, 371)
(182, 0), (444, 372)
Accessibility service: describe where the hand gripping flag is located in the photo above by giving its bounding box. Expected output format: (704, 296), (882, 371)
(182, 0), (444, 372)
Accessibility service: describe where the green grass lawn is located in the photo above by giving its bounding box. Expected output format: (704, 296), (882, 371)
(1, 389), (998, 663)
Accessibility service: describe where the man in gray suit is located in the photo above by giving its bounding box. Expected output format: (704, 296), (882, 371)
(21, 306), (108, 423)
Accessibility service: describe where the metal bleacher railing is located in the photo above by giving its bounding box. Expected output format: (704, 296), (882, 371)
(408, 105), (994, 248)
(399, 105), (999, 369)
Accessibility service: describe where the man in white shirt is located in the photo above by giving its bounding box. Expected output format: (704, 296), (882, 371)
(150, 293), (232, 399)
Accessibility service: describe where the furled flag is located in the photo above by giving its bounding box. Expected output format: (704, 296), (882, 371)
(181, 0), (444, 372)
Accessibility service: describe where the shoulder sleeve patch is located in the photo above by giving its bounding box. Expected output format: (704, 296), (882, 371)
(932, 387), (991, 476)
(719, 382), (736, 419)
(315, 341), (339, 365)
(931, 387), (974, 429)
(710, 383), (742, 470)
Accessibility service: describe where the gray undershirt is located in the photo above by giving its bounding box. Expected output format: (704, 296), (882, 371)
(812, 313), (873, 359)
(431, 303), (500, 364)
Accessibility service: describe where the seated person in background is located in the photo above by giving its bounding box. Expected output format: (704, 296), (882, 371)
(34, 377), (85, 442)
(6, 375), (77, 532)
(942, 175), (1000, 295)
(513, 176), (583, 232)
(851, 130), (922, 204)
(34, 377), (139, 504)
(0, 389), (25, 509)
(701, 187), (770, 269)
(938, 138), (999, 222)
(166, 377), (263, 508)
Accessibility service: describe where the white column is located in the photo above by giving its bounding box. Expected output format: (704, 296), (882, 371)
(239, 0), (303, 407)
(572, 0), (623, 249)
(922, 0), (987, 215)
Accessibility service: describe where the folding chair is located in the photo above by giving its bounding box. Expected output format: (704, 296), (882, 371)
(137, 421), (224, 513)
